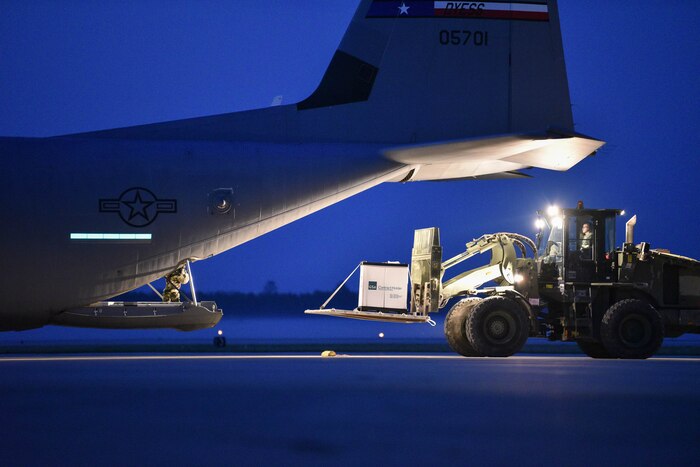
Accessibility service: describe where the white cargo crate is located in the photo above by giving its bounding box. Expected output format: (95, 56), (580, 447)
(358, 262), (408, 312)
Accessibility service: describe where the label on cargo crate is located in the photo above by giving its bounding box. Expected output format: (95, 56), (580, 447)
(359, 263), (408, 312)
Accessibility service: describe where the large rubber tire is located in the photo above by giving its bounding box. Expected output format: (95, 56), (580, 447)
(444, 298), (482, 357)
(576, 340), (612, 359)
(600, 299), (663, 359)
(465, 295), (529, 357)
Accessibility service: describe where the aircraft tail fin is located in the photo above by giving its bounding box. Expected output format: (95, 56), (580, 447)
(295, 0), (573, 143)
(78, 0), (577, 146)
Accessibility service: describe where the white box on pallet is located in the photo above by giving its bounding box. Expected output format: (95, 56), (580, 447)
(358, 262), (408, 312)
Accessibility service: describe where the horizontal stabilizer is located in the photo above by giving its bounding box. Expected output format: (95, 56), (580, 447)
(385, 131), (604, 182)
(440, 171), (533, 182)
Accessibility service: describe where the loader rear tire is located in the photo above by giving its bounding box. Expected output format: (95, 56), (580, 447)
(444, 298), (482, 357)
(465, 295), (529, 357)
(576, 340), (612, 359)
(600, 299), (663, 359)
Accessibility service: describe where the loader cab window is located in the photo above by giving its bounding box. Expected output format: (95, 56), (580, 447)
(540, 221), (564, 279)
(564, 216), (596, 282)
(541, 223), (563, 258)
(564, 212), (617, 282)
(568, 217), (594, 260)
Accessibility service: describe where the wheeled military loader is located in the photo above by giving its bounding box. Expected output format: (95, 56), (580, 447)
(307, 204), (700, 359)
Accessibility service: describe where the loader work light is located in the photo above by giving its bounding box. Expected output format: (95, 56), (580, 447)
(546, 205), (560, 217)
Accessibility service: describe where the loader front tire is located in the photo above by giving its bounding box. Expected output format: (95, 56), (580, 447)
(465, 295), (529, 357)
(444, 298), (482, 357)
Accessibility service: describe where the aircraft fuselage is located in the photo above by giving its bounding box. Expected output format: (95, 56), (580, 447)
(0, 136), (405, 329)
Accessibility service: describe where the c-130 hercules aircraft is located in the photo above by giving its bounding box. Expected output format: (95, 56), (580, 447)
(0, 0), (603, 331)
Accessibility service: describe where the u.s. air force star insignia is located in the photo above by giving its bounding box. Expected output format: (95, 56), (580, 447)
(99, 187), (177, 227)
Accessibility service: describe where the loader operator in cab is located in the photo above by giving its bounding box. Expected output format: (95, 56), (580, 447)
(580, 222), (593, 259)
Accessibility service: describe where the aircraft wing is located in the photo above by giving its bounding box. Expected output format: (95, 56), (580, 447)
(385, 131), (604, 182)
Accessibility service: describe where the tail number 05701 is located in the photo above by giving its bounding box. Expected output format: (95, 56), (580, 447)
(439, 30), (489, 46)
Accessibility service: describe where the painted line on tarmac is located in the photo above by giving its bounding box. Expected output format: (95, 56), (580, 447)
(1, 355), (699, 363)
(0, 355), (462, 362)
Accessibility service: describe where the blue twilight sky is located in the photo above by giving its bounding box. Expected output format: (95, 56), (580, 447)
(1, 1), (699, 294)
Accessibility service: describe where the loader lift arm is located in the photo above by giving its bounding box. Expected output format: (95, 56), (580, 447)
(410, 229), (537, 316)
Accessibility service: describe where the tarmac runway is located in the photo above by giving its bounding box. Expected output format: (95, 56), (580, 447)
(2, 354), (699, 466)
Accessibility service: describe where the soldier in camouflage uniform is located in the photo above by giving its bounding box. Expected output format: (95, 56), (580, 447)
(163, 264), (190, 302)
